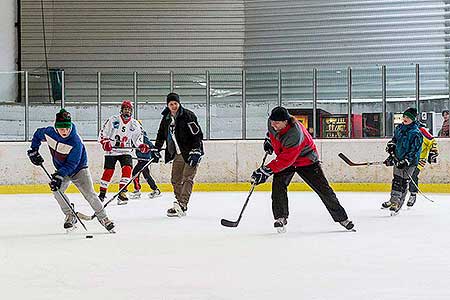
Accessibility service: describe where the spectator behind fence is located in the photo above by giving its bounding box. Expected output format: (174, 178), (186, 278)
(438, 110), (449, 137)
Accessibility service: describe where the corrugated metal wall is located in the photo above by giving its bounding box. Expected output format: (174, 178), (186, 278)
(244, 0), (449, 103)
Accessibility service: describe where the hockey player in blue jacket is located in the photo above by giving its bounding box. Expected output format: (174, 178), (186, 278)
(382, 107), (423, 215)
(27, 108), (115, 232)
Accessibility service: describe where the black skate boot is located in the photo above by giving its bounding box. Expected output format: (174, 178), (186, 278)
(129, 190), (141, 199)
(117, 191), (128, 205)
(98, 216), (115, 233)
(339, 219), (355, 231)
(274, 217), (287, 233)
(407, 193), (417, 208)
(98, 190), (106, 202)
(389, 202), (401, 216)
(167, 201), (187, 217)
(64, 214), (77, 232)
(148, 189), (162, 199)
(381, 200), (392, 209)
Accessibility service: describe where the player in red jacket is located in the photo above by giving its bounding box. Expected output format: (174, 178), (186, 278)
(251, 106), (354, 233)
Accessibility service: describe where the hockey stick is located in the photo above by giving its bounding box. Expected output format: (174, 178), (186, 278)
(40, 165), (88, 231)
(221, 152), (268, 228)
(338, 153), (385, 166)
(405, 170), (434, 203)
(76, 157), (155, 221)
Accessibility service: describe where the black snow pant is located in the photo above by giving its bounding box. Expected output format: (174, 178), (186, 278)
(271, 162), (348, 222)
(133, 159), (158, 191)
(408, 167), (421, 194)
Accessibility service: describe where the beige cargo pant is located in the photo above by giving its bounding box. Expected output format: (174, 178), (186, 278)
(171, 154), (198, 209)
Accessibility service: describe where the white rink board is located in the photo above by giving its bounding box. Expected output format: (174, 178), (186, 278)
(1, 191), (450, 300)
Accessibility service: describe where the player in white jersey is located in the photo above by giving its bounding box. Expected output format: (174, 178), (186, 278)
(98, 100), (149, 205)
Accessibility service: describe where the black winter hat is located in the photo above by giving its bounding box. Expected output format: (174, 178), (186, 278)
(403, 107), (418, 121)
(55, 108), (72, 128)
(269, 106), (290, 121)
(442, 109), (449, 116)
(166, 92), (180, 105)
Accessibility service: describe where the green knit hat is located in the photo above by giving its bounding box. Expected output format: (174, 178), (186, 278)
(403, 107), (418, 121)
(55, 108), (72, 128)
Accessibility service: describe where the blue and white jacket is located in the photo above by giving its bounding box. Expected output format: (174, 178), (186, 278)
(30, 124), (88, 177)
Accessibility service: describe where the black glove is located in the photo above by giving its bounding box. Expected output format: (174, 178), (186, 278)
(385, 141), (396, 155)
(188, 149), (202, 167)
(395, 158), (409, 169)
(150, 148), (162, 163)
(27, 149), (44, 166)
(49, 173), (64, 191)
(251, 166), (273, 185)
(383, 156), (395, 167)
(428, 150), (438, 164)
(263, 138), (274, 155)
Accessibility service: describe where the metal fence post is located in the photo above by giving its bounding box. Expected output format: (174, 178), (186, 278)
(61, 70), (65, 108)
(347, 67), (352, 138)
(242, 70), (247, 140)
(416, 63), (420, 112)
(278, 69), (282, 106)
(206, 70), (211, 140)
(170, 71), (174, 92)
(25, 71), (29, 141)
(133, 71), (138, 120)
(382, 65), (387, 137)
(313, 68), (318, 138)
(97, 72), (102, 134)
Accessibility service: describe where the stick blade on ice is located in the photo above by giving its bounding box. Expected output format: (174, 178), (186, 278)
(221, 218), (239, 227)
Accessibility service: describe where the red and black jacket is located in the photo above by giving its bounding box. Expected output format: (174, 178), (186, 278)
(266, 117), (319, 173)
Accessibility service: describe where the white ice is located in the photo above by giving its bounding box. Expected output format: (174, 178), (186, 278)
(1, 191), (449, 300)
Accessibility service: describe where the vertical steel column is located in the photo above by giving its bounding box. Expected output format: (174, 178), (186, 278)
(381, 65), (387, 137)
(133, 71), (138, 120)
(312, 68), (318, 138)
(61, 70), (65, 108)
(241, 70), (247, 139)
(206, 70), (211, 140)
(415, 64), (420, 112)
(25, 71), (29, 141)
(97, 72), (102, 135)
(278, 69), (282, 106)
(347, 67), (352, 138)
(170, 71), (174, 92)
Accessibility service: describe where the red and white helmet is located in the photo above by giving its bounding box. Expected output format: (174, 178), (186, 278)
(120, 100), (133, 118)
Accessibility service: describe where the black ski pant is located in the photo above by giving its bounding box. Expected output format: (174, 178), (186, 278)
(271, 162), (348, 222)
(408, 167), (421, 194)
(132, 159), (158, 191)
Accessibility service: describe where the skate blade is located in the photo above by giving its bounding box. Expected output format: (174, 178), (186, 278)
(276, 226), (286, 234)
(173, 203), (186, 217)
(65, 225), (77, 234)
(390, 211), (399, 216)
(117, 201), (128, 206)
(148, 194), (162, 199)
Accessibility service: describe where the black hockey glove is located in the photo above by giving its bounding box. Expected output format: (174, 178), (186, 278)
(428, 150), (438, 164)
(263, 138), (274, 155)
(395, 158), (409, 169)
(27, 149), (44, 166)
(251, 166), (273, 185)
(385, 141), (396, 155)
(149, 148), (161, 163)
(188, 149), (202, 167)
(49, 173), (64, 191)
(383, 156), (395, 167)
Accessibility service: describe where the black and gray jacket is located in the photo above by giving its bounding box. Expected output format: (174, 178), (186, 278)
(155, 105), (204, 163)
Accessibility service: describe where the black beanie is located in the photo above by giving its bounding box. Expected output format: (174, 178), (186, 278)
(55, 108), (72, 128)
(269, 106), (290, 121)
(403, 107), (418, 121)
(166, 92), (180, 105)
(442, 109), (449, 117)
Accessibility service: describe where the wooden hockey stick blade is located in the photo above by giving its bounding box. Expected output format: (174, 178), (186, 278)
(76, 212), (95, 221)
(221, 218), (239, 227)
(338, 153), (384, 166)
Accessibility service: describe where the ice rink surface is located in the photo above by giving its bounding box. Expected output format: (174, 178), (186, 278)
(1, 191), (449, 300)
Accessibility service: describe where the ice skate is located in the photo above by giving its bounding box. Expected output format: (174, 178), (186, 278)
(167, 201), (186, 217)
(98, 190), (106, 202)
(98, 216), (115, 233)
(274, 217), (287, 234)
(339, 219), (356, 231)
(390, 202), (401, 216)
(117, 191), (128, 205)
(148, 189), (161, 199)
(129, 190), (141, 199)
(407, 193), (417, 208)
(63, 214), (77, 233)
(381, 200), (392, 209)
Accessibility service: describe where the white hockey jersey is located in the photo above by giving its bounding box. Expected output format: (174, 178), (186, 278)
(98, 115), (144, 156)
